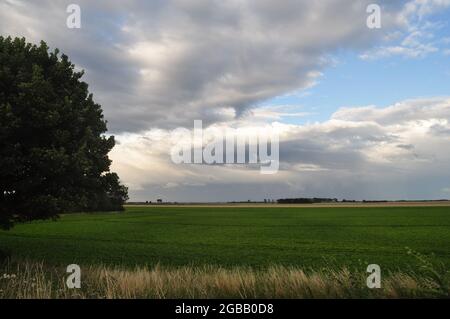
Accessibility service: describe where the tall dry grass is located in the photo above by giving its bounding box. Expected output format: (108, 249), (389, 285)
(0, 259), (448, 299)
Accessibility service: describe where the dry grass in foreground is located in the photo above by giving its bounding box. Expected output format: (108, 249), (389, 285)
(1, 259), (448, 299)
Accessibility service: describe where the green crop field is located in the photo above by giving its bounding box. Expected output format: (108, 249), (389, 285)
(1, 206), (449, 271)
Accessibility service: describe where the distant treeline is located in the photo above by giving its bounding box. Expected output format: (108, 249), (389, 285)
(277, 198), (338, 204)
(127, 199), (450, 205)
(276, 198), (450, 204)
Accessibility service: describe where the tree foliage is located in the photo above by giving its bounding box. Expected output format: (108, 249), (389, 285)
(0, 37), (128, 229)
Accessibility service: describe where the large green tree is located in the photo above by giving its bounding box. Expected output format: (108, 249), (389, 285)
(0, 37), (128, 229)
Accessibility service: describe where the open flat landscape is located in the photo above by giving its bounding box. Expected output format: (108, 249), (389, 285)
(1, 205), (449, 271)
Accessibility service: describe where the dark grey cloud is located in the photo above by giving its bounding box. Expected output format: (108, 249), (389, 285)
(0, 0), (412, 132)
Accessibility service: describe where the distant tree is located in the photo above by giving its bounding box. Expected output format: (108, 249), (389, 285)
(0, 37), (128, 229)
(277, 197), (337, 204)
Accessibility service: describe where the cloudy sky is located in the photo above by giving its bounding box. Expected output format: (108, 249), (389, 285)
(2, 0), (450, 201)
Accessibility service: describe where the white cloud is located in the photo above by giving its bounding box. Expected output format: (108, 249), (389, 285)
(399, 0), (450, 22)
(110, 97), (450, 201)
(360, 44), (437, 60)
(360, 0), (450, 60)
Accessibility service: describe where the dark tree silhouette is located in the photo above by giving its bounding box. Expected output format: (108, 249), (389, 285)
(0, 37), (128, 229)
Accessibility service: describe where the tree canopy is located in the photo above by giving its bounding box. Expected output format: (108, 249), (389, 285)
(0, 36), (128, 229)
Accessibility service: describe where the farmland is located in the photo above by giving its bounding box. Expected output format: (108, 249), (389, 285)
(1, 205), (449, 272)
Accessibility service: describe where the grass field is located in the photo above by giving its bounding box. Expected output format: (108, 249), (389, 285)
(1, 206), (449, 272)
(2, 261), (448, 298)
